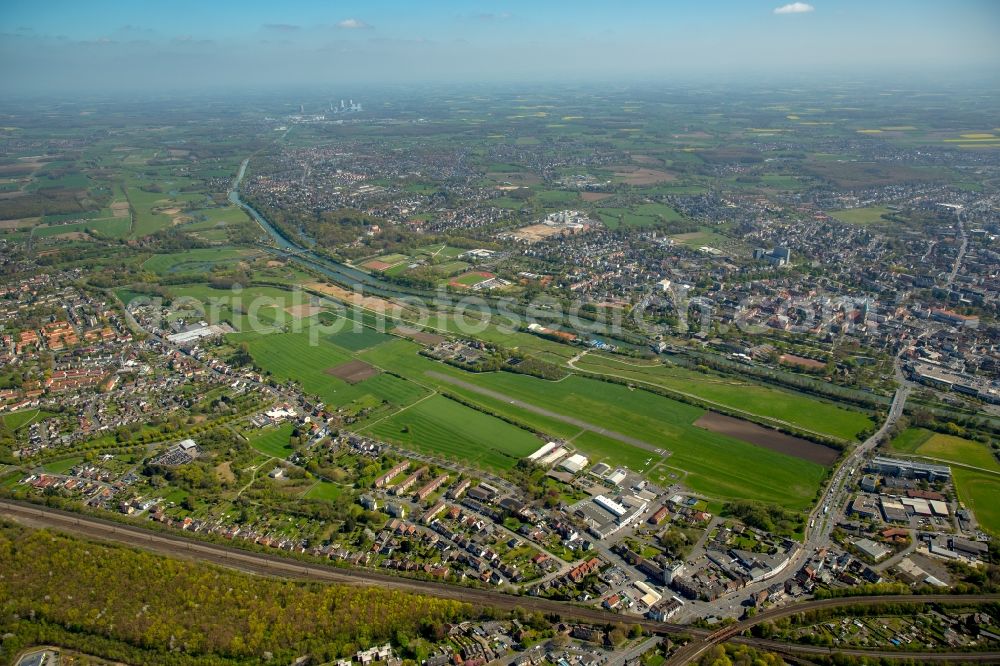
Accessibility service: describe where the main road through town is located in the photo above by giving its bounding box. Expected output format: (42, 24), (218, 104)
(3, 500), (998, 664)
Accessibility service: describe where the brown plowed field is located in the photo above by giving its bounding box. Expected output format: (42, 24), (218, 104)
(694, 411), (839, 465)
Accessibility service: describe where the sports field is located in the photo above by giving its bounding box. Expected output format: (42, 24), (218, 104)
(829, 206), (893, 225)
(364, 394), (542, 470)
(572, 353), (872, 441)
(245, 423), (294, 458)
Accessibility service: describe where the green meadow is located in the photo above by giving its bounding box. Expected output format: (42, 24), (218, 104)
(572, 353), (872, 441)
(364, 394), (542, 470)
(361, 339), (827, 508)
(245, 423), (295, 458)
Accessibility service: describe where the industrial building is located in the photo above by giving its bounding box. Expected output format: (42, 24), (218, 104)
(868, 456), (950, 482)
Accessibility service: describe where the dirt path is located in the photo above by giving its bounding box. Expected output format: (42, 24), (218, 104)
(424, 371), (667, 455)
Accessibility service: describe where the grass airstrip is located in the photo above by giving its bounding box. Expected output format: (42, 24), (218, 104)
(233, 322), (832, 505)
(212, 277), (887, 509)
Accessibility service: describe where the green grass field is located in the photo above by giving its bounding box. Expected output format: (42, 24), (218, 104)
(453, 272), (492, 287)
(829, 206), (893, 225)
(890, 428), (1000, 534)
(416, 244), (466, 259)
(888, 427), (933, 453)
(42, 456), (84, 474)
(33, 217), (131, 239)
(671, 229), (733, 249)
(327, 326), (394, 352)
(125, 181), (204, 237)
(573, 353), (872, 441)
(433, 260), (471, 276)
(245, 423), (294, 458)
(231, 328), (429, 409)
(364, 394), (542, 470)
(891, 428), (1000, 472)
(303, 480), (344, 501)
(361, 340), (827, 508)
(952, 468), (1000, 535)
(2, 408), (54, 431)
(142, 248), (254, 275)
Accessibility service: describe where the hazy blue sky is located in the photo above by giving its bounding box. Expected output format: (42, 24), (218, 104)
(2, 1), (998, 94)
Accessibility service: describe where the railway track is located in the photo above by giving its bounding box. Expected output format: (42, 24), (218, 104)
(3, 499), (998, 664)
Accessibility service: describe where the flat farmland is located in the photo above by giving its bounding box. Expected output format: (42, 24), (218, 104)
(363, 394), (541, 470)
(33, 216), (131, 239)
(125, 181), (205, 237)
(361, 340), (827, 508)
(326, 359), (379, 384)
(693, 412), (839, 465)
(571, 353), (872, 441)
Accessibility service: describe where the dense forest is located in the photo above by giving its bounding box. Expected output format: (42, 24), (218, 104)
(0, 521), (473, 664)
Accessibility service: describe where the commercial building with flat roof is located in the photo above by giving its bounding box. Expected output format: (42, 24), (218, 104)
(869, 456), (950, 482)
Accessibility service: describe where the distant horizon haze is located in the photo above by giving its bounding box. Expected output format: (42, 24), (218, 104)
(1, 0), (998, 95)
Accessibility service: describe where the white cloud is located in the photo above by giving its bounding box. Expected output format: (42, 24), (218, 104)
(336, 18), (372, 30)
(774, 3), (815, 14)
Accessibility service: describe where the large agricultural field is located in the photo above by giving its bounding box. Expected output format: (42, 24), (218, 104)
(230, 314), (833, 508)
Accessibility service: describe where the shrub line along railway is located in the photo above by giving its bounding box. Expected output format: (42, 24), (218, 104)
(2, 500), (998, 664)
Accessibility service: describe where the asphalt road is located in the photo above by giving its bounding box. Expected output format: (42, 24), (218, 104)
(4, 499), (999, 664)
